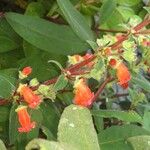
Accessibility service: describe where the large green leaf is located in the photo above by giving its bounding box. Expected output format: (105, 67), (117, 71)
(91, 110), (142, 123)
(99, 0), (117, 25)
(98, 125), (150, 150)
(58, 104), (100, 150)
(127, 135), (150, 150)
(26, 139), (76, 150)
(5, 12), (89, 55)
(0, 18), (21, 53)
(57, 0), (95, 42)
(0, 74), (16, 99)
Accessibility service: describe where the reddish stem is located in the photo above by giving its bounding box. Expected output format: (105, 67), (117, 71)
(134, 17), (150, 32)
(0, 99), (9, 105)
(66, 55), (96, 73)
(91, 76), (113, 104)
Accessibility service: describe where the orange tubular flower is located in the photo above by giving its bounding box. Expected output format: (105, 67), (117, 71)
(74, 79), (94, 107)
(116, 62), (131, 88)
(109, 59), (131, 89)
(16, 106), (36, 133)
(22, 66), (32, 76)
(20, 86), (41, 109)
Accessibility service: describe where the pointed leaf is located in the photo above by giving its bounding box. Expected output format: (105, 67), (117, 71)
(57, 0), (95, 42)
(5, 12), (89, 55)
(58, 104), (100, 150)
(91, 110), (142, 123)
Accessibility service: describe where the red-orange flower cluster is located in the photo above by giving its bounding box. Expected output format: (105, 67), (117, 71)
(109, 59), (131, 89)
(22, 66), (32, 76)
(20, 86), (41, 109)
(74, 79), (94, 107)
(16, 106), (35, 133)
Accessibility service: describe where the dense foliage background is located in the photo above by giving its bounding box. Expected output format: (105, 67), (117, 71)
(0, 0), (150, 150)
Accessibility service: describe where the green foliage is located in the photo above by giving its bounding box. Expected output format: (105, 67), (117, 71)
(0, 140), (6, 150)
(0, 74), (16, 99)
(5, 12), (89, 55)
(54, 74), (68, 91)
(99, 0), (117, 25)
(91, 109), (142, 123)
(58, 105), (100, 150)
(127, 135), (150, 150)
(0, 1), (150, 149)
(0, 18), (21, 53)
(26, 139), (76, 150)
(98, 125), (150, 150)
(57, 0), (95, 42)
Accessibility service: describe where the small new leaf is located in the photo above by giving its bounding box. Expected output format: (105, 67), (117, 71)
(90, 59), (106, 81)
(38, 85), (56, 101)
(122, 40), (136, 63)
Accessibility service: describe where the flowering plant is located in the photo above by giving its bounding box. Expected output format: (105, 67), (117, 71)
(0, 0), (150, 149)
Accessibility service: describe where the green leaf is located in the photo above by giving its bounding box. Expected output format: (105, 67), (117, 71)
(116, 0), (141, 6)
(57, 0), (95, 42)
(41, 126), (56, 140)
(91, 110), (142, 123)
(103, 6), (135, 30)
(127, 135), (150, 150)
(0, 49), (24, 69)
(132, 75), (150, 92)
(5, 12), (89, 55)
(54, 74), (68, 91)
(92, 103), (104, 133)
(143, 110), (150, 132)
(0, 36), (19, 53)
(26, 139), (76, 150)
(0, 74), (16, 99)
(90, 59), (106, 81)
(0, 18), (21, 53)
(99, 0), (117, 25)
(98, 125), (150, 150)
(0, 140), (6, 150)
(122, 40), (136, 63)
(40, 101), (60, 137)
(0, 106), (10, 122)
(25, 2), (46, 17)
(144, 7), (150, 14)
(9, 103), (19, 145)
(58, 104), (100, 150)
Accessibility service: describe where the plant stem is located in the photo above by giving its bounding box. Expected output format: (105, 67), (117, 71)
(90, 76), (113, 104)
